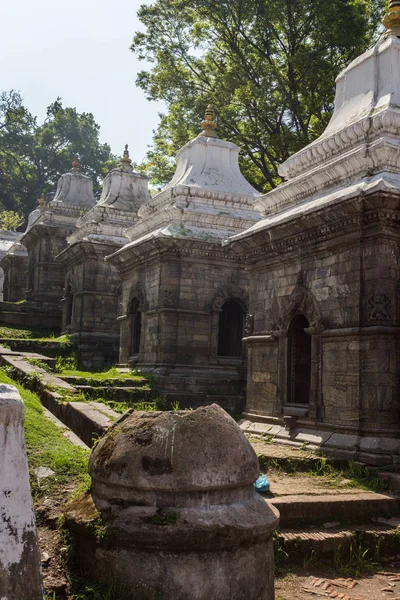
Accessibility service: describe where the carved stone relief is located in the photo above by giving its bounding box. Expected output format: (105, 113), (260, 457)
(367, 294), (391, 321)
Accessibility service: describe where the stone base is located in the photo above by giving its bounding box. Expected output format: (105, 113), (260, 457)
(68, 520), (275, 600)
(71, 332), (120, 370)
(240, 416), (400, 467)
(0, 300), (61, 332)
(144, 365), (246, 413)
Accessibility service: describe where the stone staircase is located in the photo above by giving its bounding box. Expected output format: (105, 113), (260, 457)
(1, 342), (399, 564)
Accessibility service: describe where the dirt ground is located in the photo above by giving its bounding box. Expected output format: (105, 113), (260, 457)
(276, 565), (400, 600)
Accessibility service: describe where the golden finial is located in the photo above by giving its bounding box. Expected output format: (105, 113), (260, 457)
(120, 143), (132, 169)
(71, 154), (80, 172)
(199, 105), (218, 138)
(38, 194), (46, 208)
(383, 0), (400, 36)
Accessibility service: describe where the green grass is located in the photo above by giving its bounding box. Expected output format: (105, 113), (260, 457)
(58, 366), (144, 381)
(0, 325), (70, 343)
(0, 325), (56, 339)
(0, 368), (89, 500)
(301, 457), (390, 493)
(260, 454), (390, 494)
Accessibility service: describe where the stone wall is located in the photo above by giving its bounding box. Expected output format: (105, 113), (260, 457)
(118, 248), (249, 369)
(25, 228), (71, 304)
(241, 193), (400, 436)
(1, 254), (28, 302)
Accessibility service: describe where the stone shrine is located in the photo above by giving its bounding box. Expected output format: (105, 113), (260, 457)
(227, 19), (400, 464)
(107, 108), (260, 411)
(19, 158), (96, 327)
(0, 202), (43, 303)
(57, 147), (150, 368)
(66, 404), (279, 599)
(0, 230), (20, 301)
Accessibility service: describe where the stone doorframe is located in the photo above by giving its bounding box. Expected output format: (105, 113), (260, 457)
(208, 287), (249, 365)
(273, 283), (324, 422)
(119, 282), (148, 365)
(61, 274), (78, 333)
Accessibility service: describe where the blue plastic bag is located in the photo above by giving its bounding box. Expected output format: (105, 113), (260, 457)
(254, 474), (270, 494)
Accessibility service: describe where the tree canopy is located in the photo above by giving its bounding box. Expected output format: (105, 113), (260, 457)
(132, 0), (385, 191)
(0, 91), (117, 225)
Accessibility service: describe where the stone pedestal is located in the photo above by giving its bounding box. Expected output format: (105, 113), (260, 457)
(66, 404), (279, 600)
(0, 384), (43, 599)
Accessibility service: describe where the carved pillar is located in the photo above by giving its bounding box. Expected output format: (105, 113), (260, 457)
(209, 309), (220, 364)
(305, 326), (324, 422)
(276, 330), (288, 416)
(118, 315), (130, 364)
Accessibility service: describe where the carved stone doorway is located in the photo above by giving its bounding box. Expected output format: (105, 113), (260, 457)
(287, 314), (311, 405)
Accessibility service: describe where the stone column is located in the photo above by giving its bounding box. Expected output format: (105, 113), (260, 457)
(0, 384), (43, 600)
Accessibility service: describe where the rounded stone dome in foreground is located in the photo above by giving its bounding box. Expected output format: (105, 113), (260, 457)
(70, 404), (279, 600)
(89, 403), (259, 503)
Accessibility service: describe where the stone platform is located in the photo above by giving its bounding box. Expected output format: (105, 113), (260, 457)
(241, 417), (400, 467)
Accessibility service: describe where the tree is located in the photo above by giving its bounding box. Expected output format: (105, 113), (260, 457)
(0, 92), (118, 221)
(0, 210), (24, 232)
(131, 0), (385, 191)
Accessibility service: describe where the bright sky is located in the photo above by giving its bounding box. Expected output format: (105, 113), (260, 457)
(2, 0), (164, 164)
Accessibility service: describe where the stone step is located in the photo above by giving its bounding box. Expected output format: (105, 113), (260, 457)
(379, 472), (400, 491)
(278, 523), (400, 559)
(61, 375), (146, 388)
(268, 492), (400, 528)
(0, 346), (56, 367)
(74, 385), (151, 401)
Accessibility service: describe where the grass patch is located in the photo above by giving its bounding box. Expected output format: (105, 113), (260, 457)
(301, 458), (390, 493)
(0, 368), (89, 500)
(0, 325), (58, 339)
(57, 366), (144, 381)
(333, 539), (380, 578)
(260, 454), (390, 494)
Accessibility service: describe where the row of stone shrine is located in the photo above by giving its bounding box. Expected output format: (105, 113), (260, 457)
(1, 12), (400, 463)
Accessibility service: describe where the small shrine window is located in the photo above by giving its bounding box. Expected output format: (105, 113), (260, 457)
(217, 300), (244, 357)
(287, 314), (311, 405)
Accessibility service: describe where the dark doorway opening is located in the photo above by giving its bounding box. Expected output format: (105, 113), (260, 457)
(217, 300), (244, 357)
(65, 285), (73, 328)
(288, 314), (311, 404)
(129, 299), (142, 355)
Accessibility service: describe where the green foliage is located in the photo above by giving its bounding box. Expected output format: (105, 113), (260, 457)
(27, 358), (52, 372)
(0, 91), (118, 220)
(0, 325), (58, 339)
(273, 530), (289, 575)
(55, 352), (80, 373)
(132, 0), (385, 190)
(333, 539), (378, 578)
(0, 368), (89, 500)
(0, 209), (24, 231)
